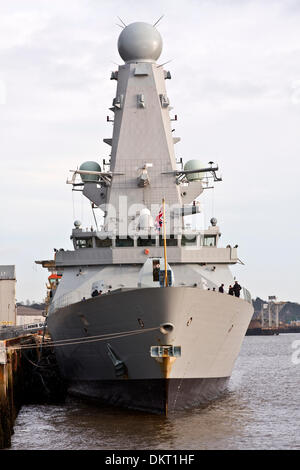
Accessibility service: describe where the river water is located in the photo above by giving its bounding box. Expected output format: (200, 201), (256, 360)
(8, 333), (300, 450)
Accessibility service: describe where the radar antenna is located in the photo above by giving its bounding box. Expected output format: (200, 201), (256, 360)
(117, 16), (127, 27)
(153, 15), (164, 27)
(157, 59), (173, 68)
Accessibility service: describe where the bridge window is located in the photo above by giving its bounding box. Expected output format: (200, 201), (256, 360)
(203, 235), (216, 247)
(95, 238), (112, 247)
(137, 236), (156, 247)
(116, 236), (134, 247)
(75, 238), (93, 249)
(159, 235), (177, 246)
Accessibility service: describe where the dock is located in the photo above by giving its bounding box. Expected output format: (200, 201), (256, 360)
(246, 327), (280, 336)
(0, 327), (66, 449)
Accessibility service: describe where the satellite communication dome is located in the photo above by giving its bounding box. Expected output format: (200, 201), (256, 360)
(184, 160), (206, 182)
(118, 22), (163, 63)
(79, 161), (101, 183)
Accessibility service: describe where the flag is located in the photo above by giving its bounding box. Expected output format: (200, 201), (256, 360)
(155, 207), (163, 232)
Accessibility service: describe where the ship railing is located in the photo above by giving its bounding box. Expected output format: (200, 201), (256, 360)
(242, 287), (252, 304)
(52, 291), (84, 311)
(50, 286), (253, 309)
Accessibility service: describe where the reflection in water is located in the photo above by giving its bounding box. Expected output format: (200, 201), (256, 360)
(9, 334), (300, 450)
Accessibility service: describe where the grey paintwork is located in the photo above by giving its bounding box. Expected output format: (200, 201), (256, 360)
(48, 287), (253, 381)
(45, 22), (253, 413)
(55, 244), (238, 267)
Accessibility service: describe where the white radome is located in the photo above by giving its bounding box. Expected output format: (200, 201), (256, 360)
(118, 22), (163, 63)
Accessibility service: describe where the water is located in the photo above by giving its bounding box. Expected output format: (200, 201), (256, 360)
(8, 333), (300, 450)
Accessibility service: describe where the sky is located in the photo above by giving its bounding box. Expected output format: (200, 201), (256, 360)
(0, 0), (300, 303)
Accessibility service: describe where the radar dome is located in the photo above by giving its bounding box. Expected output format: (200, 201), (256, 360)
(79, 161), (101, 183)
(184, 160), (206, 182)
(118, 22), (162, 63)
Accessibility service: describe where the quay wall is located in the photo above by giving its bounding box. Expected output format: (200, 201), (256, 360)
(246, 326), (300, 335)
(0, 334), (65, 449)
(0, 336), (31, 448)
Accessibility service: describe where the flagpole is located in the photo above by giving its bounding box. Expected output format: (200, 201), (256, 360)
(162, 198), (168, 287)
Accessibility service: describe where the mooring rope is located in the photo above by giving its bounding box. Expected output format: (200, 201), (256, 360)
(8, 326), (160, 351)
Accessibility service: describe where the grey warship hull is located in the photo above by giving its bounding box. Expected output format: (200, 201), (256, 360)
(67, 378), (230, 415)
(47, 287), (253, 414)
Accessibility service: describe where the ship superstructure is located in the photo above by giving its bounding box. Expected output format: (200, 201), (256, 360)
(40, 22), (253, 414)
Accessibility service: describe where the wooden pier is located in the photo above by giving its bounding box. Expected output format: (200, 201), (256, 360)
(0, 332), (66, 449)
(0, 335), (34, 448)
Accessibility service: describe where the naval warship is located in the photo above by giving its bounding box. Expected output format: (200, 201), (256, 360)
(39, 21), (253, 415)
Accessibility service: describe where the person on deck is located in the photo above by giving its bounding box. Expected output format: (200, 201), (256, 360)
(233, 281), (242, 297)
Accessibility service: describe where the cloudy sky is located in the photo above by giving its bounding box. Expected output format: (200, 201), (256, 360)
(0, 0), (300, 303)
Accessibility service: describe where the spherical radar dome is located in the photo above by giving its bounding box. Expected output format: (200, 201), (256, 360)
(118, 22), (163, 63)
(184, 160), (206, 182)
(79, 161), (101, 183)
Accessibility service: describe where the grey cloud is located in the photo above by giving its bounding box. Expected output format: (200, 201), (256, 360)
(1, 0), (300, 302)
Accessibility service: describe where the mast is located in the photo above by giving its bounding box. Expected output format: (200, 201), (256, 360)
(66, 22), (222, 242)
(162, 198), (168, 287)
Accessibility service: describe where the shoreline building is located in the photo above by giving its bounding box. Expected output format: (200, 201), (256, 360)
(16, 305), (45, 327)
(0, 265), (16, 326)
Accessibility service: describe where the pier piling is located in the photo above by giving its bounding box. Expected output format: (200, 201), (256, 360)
(0, 334), (66, 449)
(0, 338), (24, 448)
